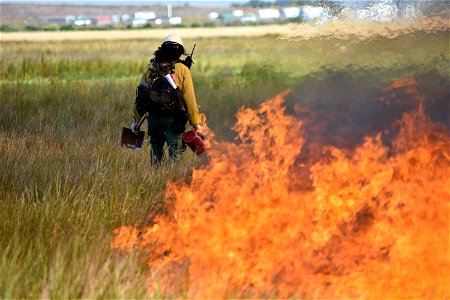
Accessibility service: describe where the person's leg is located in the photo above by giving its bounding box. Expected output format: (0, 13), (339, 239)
(164, 118), (183, 162)
(148, 116), (165, 164)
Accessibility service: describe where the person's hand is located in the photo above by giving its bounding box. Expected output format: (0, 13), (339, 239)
(193, 124), (203, 134)
(131, 117), (140, 135)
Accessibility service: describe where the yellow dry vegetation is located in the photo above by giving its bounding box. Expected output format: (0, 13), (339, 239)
(0, 24), (293, 42)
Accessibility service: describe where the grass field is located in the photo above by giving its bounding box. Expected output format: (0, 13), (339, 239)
(1, 22), (449, 298)
(0, 24), (292, 41)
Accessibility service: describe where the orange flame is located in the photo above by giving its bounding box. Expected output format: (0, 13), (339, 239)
(112, 83), (449, 298)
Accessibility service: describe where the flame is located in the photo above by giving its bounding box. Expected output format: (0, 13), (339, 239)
(112, 81), (449, 298)
(381, 76), (427, 105)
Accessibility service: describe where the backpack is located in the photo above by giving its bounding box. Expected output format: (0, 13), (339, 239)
(135, 59), (188, 133)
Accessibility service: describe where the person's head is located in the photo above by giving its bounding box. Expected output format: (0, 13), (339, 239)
(154, 34), (185, 63)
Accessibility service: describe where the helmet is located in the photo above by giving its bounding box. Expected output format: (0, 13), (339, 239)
(161, 34), (185, 55)
(155, 34), (185, 62)
(162, 34), (184, 48)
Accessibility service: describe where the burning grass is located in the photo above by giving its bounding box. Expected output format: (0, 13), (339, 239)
(112, 85), (449, 298)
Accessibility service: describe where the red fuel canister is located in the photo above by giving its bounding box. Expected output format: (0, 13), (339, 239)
(183, 130), (205, 155)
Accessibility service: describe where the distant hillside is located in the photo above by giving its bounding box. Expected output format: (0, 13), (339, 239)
(0, 3), (229, 24)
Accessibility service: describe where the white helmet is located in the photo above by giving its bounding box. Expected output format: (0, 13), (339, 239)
(162, 34), (184, 48)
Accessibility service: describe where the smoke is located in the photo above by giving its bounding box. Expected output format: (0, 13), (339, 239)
(282, 16), (449, 41)
(284, 69), (449, 150)
(341, 0), (450, 20)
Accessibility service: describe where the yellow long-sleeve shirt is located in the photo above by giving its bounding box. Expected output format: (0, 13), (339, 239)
(138, 62), (201, 126)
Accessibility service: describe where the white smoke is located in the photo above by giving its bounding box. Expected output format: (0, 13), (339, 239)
(338, 0), (448, 22)
(341, 0), (420, 22)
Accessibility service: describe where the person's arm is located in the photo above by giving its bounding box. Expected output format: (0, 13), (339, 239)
(134, 67), (151, 121)
(140, 67), (151, 84)
(174, 63), (201, 126)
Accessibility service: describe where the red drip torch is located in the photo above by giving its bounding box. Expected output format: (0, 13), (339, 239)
(183, 130), (205, 155)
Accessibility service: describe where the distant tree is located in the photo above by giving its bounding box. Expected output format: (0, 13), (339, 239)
(60, 24), (75, 31)
(0, 24), (15, 32)
(25, 25), (39, 31)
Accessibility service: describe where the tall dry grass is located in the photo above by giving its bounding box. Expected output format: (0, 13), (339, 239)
(0, 30), (448, 298)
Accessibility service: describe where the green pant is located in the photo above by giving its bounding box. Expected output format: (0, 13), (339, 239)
(147, 115), (183, 164)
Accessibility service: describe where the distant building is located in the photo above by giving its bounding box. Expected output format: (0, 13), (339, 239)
(208, 11), (219, 20)
(73, 17), (93, 26)
(154, 17), (182, 25)
(218, 12), (240, 24)
(38, 17), (68, 26)
(111, 15), (120, 25)
(233, 10), (244, 17)
(134, 11), (156, 20)
(241, 13), (258, 23)
(281, 7), (300, 19)
(130, 11), (156, 27)
(257, 8), (280, 19)
(66, 15), (76, 24)
(169, 17), (182, 25)
(95, 16), (113, 26)
(121, 14), (131, 23)
(130, 18), (148, 27)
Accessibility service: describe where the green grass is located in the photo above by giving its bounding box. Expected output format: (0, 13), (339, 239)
(0, 31), (448, 298)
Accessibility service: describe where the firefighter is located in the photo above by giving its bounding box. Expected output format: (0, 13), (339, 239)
(134, 34), (202, 164)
